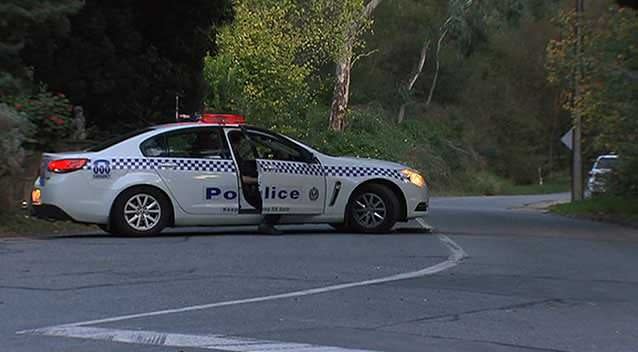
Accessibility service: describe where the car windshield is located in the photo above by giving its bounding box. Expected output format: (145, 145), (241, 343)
(86, 128), (155, 152)
(596, 157), (618, 170)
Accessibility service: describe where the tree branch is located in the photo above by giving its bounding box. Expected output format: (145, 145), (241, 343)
(407, 39), (432, 91)
(425, 0), (474, 107)
(352, 48), (379, 66)
(363, 0), (384, 18)
(426, 27), (449, 107)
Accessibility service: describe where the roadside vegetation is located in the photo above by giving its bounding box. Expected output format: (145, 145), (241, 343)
(204, 0), (572, 191)
(0, 212), (93, 237)
(551, 197), (638, 227)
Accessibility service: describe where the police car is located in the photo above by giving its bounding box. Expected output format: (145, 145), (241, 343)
(31, 114), (429, 235)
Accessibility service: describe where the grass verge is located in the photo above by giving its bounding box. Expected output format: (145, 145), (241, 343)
(550, 196), (638, 227)
(0, 211), (95, 237)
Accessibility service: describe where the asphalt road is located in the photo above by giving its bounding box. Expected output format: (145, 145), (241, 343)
(2, 193), (638, 352)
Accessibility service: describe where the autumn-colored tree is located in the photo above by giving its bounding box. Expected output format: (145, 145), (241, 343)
(547, 3), (638, 194)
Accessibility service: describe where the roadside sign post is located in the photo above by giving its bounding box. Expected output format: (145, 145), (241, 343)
(571, 0), (585, 202)
(561, 126), (582, 202)
(561, 128), (573, 151)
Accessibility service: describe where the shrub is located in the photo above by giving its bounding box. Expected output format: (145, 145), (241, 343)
(0, 103), (34, 177)
(294, 105), (480, 192)
(461, 171), (512, 196)
(7, 88), (75, 151)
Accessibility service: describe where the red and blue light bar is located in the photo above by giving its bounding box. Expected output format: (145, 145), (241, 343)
(177, 113), (246, 125)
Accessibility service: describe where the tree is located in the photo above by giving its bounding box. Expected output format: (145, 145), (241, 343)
(21, 0), (232, 131)
(205, 0), (381, 134)
(547, 2), (638, 194)
(396, 0), (477, 124)
(0, 0), (83, 96)
(204, 0), (312, 134)
(328, 0), (385, 132)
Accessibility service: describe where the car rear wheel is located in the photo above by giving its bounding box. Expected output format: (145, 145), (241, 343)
(111, 187), (170, 236)
(346, 183), (399, 233)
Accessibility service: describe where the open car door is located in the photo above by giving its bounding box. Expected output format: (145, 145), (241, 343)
(246, 129), (326, 215)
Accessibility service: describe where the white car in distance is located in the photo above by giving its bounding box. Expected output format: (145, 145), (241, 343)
(585, 154), (619, 199)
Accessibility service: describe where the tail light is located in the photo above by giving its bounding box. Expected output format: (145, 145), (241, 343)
(47, 159), (88, 173)
(31, 188), (42, 205)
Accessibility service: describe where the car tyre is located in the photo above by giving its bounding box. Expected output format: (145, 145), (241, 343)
(346, 183), (400, 234)
(111, 187), (170, 236)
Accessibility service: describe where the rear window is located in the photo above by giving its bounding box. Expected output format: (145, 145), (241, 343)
(140, 127), (231, 159)
(596, 157), (618, 170)
(86, 128), (155, 152)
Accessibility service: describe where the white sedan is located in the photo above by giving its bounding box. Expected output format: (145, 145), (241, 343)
(585, 154), (618, 198)
(31, 114), (429, 235)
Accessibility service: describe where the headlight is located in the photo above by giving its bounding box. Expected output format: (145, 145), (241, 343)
(400, 168), (426, 188)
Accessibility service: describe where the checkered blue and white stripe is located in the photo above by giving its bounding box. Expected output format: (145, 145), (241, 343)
(323, 165), (407, 181)
(257, 160), (324, 176)
(85, 158), (236, 173)
(257, 160), (406, 181)
(83, 158), (406, 181)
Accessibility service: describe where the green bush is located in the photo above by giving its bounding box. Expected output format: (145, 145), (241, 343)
(0, 103), (34, 177)
(613, 151), (638, 197)
(460, 171), (512, 196)
(7, 87), (74, 151)
(289, 105), (481, 192)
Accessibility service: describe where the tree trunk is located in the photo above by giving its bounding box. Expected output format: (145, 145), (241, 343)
(329, 42), (353, 132)
(397, 39), (431, 123)
(328, 0), (384, 132)
(397, 103), (407, 124)
(426, 28), (449, 108)
(425, 0), (474, 108)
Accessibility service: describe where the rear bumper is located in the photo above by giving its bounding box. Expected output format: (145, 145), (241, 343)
(31, 204), (74, 221)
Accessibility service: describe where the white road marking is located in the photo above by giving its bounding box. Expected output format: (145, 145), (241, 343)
(18, 228), (467, 352)
(21, 234), (465, 329)
(25, 326), (379, 352)
(414, 218), (433, 232)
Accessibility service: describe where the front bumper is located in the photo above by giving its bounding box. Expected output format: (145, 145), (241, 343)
(415, 202), (428, 212)
(404, 183), (430, 219)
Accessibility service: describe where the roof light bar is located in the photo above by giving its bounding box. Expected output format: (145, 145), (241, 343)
(200, 114), (246, 125)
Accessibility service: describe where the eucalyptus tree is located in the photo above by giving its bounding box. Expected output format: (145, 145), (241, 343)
(396, 0), (560, 122)
(327, 0), (385, 132)
(206, 0), (386, 133)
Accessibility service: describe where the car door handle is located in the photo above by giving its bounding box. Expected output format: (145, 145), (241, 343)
(158, 162), (178, 169)
(261, 165), (275, 172)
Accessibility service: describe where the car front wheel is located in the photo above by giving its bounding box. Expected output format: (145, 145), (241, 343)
(346, 184), (400, 233)
(111, 187), (170, 236)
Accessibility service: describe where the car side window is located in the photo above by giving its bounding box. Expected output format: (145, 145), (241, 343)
(141, 128), (230, 159)
(227, 130), (256, 161)
(247, 131), (307, 162)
